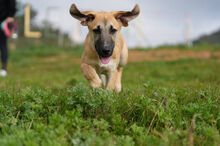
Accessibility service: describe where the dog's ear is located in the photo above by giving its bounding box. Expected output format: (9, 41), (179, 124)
(114, 4), (140, 27)
(70, 4), (95, 26)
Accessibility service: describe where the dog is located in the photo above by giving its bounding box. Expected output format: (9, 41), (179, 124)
(70, 4), (140, 92)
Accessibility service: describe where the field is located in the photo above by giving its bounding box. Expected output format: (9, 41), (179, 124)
(0, 44), (220, 145)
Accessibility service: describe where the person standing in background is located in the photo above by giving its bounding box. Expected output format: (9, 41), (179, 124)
(0, 0), (16, 77)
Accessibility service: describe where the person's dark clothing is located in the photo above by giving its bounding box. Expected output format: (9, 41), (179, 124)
(0, 0), (16, 22)
(0, 0), (16, 70)
(0, 29), (8, 70)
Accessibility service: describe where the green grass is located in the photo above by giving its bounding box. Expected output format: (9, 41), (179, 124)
(0, 45), (220, 145)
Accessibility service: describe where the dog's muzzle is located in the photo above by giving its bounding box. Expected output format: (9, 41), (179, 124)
(95, 39), (115, 64)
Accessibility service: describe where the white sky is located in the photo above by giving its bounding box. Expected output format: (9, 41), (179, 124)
(18, 0), (220, 47)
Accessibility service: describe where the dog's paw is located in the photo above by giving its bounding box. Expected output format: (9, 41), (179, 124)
(90, 79), (102, 89)
(114, 85), (121, 93)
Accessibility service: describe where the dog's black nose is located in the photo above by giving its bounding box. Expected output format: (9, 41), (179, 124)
(102, 48), (111, 55)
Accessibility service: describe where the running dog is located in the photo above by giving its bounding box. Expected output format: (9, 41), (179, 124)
(70, 4), (140, 92)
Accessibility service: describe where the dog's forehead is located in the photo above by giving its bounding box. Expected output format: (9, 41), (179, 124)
(90, 12), (119, 28)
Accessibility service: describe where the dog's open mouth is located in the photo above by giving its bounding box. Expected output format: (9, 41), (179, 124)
(100, 56), (111, 64)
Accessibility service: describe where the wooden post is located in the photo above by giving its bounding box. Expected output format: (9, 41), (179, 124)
(24, 5), (42, 38)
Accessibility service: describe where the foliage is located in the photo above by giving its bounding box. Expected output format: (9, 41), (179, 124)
(0, 45), (220, 145)
(193, 29), (220, 45)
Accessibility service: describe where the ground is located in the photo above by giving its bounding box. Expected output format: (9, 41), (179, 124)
(0, 44), (220, 145)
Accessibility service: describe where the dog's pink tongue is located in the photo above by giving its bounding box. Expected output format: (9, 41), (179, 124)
(100, 57), (111, 64)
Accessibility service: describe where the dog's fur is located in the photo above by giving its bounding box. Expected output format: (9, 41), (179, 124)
(70, 4), (140, 92)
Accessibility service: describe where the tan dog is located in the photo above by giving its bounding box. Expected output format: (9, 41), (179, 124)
(70, 4), (140, 92)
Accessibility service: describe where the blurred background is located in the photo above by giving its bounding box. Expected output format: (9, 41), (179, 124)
(14, 0), (220, 48)
(0, 0), (219, 88)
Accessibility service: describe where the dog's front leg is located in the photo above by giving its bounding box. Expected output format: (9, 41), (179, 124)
(106, 70), (118, 91)
(106, 68), (122, 92)
(81, 63), (102, 89)
(114, 67), (123, 92)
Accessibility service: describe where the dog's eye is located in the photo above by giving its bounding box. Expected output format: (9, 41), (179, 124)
(93, 26), (101, 34)
(110, 25), (117, 34)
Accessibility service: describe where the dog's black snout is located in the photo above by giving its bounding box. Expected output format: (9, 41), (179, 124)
(95, 38), (115, 57)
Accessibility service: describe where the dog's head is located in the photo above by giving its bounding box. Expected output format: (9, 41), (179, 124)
(70, 4), (140, 64)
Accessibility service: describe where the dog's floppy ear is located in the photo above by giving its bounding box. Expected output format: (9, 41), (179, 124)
(114, 4), (140, 27)
(70, 4), (95, 26)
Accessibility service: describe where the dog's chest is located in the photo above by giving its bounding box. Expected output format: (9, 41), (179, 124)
(96, 60), (117, 73)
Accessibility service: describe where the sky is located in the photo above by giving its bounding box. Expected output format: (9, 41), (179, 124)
(18, 0), (220, 47)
